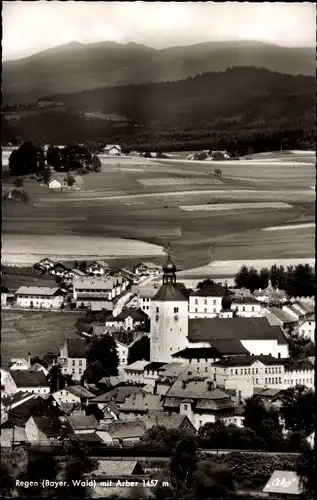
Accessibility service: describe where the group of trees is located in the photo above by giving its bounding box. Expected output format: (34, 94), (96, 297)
(8, 141), (102, 178)
(235, 263), (315, 297)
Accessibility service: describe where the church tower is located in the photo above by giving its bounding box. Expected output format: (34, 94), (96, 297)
(219, 283), (234, 318)
(150, 245), (189, 362)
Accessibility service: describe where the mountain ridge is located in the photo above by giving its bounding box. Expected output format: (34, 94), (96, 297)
(3, 40), (315, 104)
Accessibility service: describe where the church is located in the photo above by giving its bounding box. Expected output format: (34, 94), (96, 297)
(150, 252), (289, 363)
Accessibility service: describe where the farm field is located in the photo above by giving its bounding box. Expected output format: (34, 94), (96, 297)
(1, 310), (82, 368)
(2, 151), (315, 274)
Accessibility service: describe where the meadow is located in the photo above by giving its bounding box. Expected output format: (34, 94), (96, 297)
(2, 151), (315, 274)
(1, 310), (82, 368)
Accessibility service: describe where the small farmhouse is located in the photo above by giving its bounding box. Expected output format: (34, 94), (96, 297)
(103, 144), (121, 155)
(48, 178), (63, 190)
(133, 262), (161, 277)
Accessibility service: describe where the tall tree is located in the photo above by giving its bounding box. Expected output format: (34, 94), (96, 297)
(83, 334), (119, 384)
(127, 335), (150, 365)
(280, 386), (315, 435)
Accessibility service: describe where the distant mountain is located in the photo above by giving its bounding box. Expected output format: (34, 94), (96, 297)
(3, 40), (315, 104)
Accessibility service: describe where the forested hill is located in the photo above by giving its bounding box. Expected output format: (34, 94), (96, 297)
(3, 40), (315, 104)
(42, 66), (315, 126)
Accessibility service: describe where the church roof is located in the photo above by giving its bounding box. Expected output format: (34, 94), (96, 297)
(152, 284), (188, 302)
(188, 317), (287, 344)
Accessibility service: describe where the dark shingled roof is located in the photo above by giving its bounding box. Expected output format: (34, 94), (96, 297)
(10, 370), (49, 388)
(114, 308), (147, 321)
(68, 414), (98, 430)
(190, 282), (235, 298)
(213, 355), (285, 367)
(152, 284), (188, 302)
(144, 362), (167, 371)
(171, 347), (222, 359)
(66, 338), (89, 358)
(188, 317), (287, 344)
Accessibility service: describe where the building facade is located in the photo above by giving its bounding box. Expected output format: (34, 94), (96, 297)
(16, 286), (65, 309)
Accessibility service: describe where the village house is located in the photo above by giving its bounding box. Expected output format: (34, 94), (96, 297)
(143, 411), (197, 433)
(232, 297), (263, 317)
(119, 393), (163, 420)
(103, 144), (121, 155)
(1, 284), (14, 306)
(49, 262), (74, 279)
(52, 385), (95, 406)
(297, 313), (315, 341)
(136, 283), (160, 313)
(115, 341), (130, 366)
(189, 282), (235, 318)
(143, 361), (167, 388)
(48, 178), (63, 191)
(163, 376), (236, 430)
(8, 355), (31, 371)
(282, 358), (314, 389)
(124, 360), (150, 384)
(97, 420), (146, 445)
(29, 362), (49, 377)
(1, 392), (63, 429)
(25, 414), (72, 445)
(87, 260), (110, 276)
(98, 375), (124, 391)
(67, 413), (98, 434)
(133, 261), (162, 277)
(33, 258), (55, 273)
(58, 338), (88, 381)
(155, 365), (200, 396)
(105, 308), (148, 331)
(3, 370), (50, 396)
(124, 294), (140, 310)
(15, 286), (65, 309)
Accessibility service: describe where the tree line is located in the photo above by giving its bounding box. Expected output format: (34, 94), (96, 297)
(235, 263), (315, 297)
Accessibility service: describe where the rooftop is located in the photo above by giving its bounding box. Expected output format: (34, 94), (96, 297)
(15, 286), (61, 296)
(33, 414), (72, 437)
(114, 308), (147, 321)
(125, 360), (149, 371)
(152, 284), (188, 302)
(212, 355), (285, 367)
(91, 386), (142, 404)
(166, 377), (234, 403)
(120, 393), (163, 412)
(9, 370), (49, 388)
(265, 307), (296, 324)
(99, 420), (146, 439)
(65, 338), (89, 358)
(171, 347), (221, 360)
(144, 362), (167, 372)
(66, 386), (95, 399)
(68, 414), (98, 430)
(188, 317), (287, 344)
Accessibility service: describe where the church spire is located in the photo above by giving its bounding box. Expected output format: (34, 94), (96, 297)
(162, 242), (177, 285)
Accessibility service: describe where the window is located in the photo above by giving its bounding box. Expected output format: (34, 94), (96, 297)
(184, 405), (188, 410)
(195, 308), (198, 313)
(256, 379), (258, 384)
(213, 308), (216, 313)
(72, 360), (76, 365)
(213, 300), (216, 305)
(265, 368), (267, 374)
(279, 367), (282, 373)
(79, 360), (82, 365)
(248, 369), (251, 374)
(195, 299), (198, 305)
(244, 369), (247, 374)
(205, 367), (208, 373)
(204, 299), (207, 305)
(242, 306), (245, 312)
(256, 368), (258, 374)
(230, 369), (233, 374)
(197, 359), (200, 363)
(268, 378), (271, 383)
(199, 420), (203, 427)
(252, 368), (254, 374)
(156, 307), (159, 313)
(240, 369), (243, 375)
(204, 308), (207, 313)
(275, 377), (278, 384)
(155, 315), (159, 322)
(174, 307), (179, 313)
(251, 307), (254, 312)
(235, 369), (238, 375)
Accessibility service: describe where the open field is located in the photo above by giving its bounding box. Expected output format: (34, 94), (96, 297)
(1, 310), (82, 368)
(2, 151), (315, 275)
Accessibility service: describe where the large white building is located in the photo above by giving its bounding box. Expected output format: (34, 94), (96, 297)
(58, 339), (88, 381)
(16, 286), (65, 309)
(150, 254), (189, 362)
(189, 282), (233, 318)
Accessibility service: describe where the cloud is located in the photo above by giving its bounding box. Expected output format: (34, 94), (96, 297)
(2, 1), (316, 60)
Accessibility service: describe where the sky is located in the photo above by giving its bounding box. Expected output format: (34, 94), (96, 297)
(3, 1), (316, 61)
